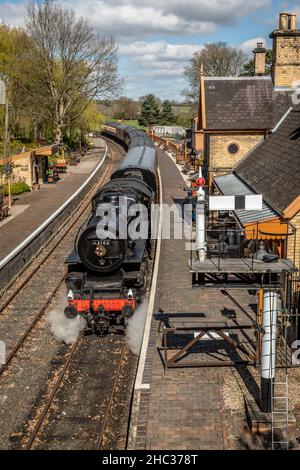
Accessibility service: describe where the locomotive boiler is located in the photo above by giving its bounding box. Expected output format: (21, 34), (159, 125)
(64, 123), (157, 335)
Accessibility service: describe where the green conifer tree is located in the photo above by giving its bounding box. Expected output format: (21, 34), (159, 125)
(160, 100), (175, 125)
(138, 94), (160, 126)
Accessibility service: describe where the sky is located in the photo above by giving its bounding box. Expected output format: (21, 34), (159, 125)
(1, 0), (300, 101)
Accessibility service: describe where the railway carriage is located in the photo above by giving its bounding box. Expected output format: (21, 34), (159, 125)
(64, 123), (158, 335)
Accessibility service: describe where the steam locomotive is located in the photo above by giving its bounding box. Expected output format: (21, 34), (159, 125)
(64, 123), (158, 335)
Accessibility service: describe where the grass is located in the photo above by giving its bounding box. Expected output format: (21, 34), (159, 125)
(3, 181), (31, 196)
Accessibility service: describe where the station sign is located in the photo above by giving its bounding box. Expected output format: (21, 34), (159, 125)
(209, 195), (263, 211)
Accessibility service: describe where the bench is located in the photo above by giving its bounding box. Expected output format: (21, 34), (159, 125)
(53, 160), (68, 173)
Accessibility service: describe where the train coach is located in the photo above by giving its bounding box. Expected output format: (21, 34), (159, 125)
(64, 123), (158, 335)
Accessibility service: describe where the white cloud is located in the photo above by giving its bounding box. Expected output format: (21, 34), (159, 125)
(0, 0), (276, 100)
(0, 2), (26, 26)
(67, 1), (216, 39)
(239, 37), (266, 55)
(120, 41), (201, 65)
(121, 41), (201, 86)
(1, 0), (271, 39)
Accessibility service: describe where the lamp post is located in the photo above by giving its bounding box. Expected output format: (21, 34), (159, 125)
(1, 78), (12, 208)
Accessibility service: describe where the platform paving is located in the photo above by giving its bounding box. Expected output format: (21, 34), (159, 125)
(132, 150), (259, 450)
(0, 139), (106, 261)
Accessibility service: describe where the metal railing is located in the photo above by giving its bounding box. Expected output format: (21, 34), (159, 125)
(189, 217), (297, 270)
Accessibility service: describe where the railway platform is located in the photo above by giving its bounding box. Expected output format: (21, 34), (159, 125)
(129, 149), (269, 450)
(0, 139), (106, 261)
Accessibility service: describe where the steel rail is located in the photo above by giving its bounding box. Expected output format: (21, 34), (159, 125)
(0, 140), (122, 377)
(0, 143), (109, 295)
(96, 341), (127, 450)
(25, 339), (126, 450)
(25, 339), (80, 450)
(0, 137), (127, 450)
(0, 146), (107, 270)
(0, 149), (111, 314)
(0, 271), (66, 378)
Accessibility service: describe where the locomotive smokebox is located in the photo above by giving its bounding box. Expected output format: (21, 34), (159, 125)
(77, 225), (126, 274)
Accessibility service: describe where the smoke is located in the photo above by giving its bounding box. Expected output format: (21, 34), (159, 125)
(48, 297), (86, 344)
(126, 300), (149, 356)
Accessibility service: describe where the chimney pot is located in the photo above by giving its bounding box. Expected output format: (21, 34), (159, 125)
(279, 12), (289, 30)
(289, 14), (297, 31)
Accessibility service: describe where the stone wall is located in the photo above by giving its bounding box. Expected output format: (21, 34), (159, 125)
(0, 153), (33, 188)
(272, 35), (300, 87)
(208, 133), (264, 173)
(255, 52), (266, 75)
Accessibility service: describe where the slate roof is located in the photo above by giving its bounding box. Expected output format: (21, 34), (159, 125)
(213, 173), (277, 224)
(202, 77), (293, 130)
(235, 105), (300, 215)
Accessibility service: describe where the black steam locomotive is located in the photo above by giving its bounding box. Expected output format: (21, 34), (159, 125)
(64, 123), (158, 335)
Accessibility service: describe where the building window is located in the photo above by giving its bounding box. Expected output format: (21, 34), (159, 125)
(227, 142), (240, 155)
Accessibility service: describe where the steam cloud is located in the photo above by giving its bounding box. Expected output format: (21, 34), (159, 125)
(48, 296), (86, 344)
(126, 300), (149, 356)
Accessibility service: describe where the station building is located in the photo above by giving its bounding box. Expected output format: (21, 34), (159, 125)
(1, 144), (59, 189)
(213, 104), (300, 268)
(192, 12), (300, 187)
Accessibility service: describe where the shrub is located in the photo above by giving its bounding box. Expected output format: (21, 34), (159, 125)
(4, 181), (31, 196)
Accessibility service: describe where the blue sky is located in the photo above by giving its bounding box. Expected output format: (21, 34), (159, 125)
(1, 0), (300, 100)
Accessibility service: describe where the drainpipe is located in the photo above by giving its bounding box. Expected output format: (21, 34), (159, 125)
(260, 290), (280, 412)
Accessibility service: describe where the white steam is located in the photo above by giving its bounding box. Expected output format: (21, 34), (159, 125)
(126, 300), (149, 356)
(48, 297), (86, 344)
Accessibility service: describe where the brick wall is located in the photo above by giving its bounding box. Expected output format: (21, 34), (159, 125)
(287, 211), (300, 269)
(273, 35), (300, 87)
(209, 133), (264, 173)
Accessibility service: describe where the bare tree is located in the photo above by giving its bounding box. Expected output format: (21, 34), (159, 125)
(182, 42), (246, 102)
(25, 0), (121, 142)
(113, 97), (139, 121)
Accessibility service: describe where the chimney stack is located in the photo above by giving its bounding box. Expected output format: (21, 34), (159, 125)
(253, 42), (266, 76)
(270, 12), (300, 87)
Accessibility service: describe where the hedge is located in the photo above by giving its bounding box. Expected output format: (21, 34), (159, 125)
(3, 181), (31, 196)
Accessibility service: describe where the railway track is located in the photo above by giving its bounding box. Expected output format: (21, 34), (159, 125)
(24, 339), (127, 450)
(97, 341), (127, 450)
(0, 137), (138, 450)
(0, 139), (123, 380)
